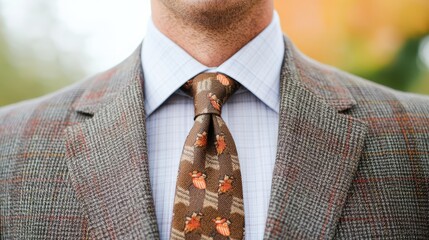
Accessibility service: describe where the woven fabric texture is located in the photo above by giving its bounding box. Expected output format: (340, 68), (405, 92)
(1, 37), (429, 239)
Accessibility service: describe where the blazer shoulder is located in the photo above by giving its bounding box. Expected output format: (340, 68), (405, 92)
(0, 74), (103, 151)
(299, 52), (429, 115)
(0, 48), (140, 139)
(336, 67), (429, 115)
(311, 59), (429, 140)
(0, 80), (84, 125)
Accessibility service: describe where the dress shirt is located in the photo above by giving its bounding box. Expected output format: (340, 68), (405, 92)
(142, 12), (285, 240)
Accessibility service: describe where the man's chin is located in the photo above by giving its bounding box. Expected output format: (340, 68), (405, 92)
(159, 0), (261, 27)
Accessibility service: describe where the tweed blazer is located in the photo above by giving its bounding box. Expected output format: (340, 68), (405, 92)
(1, 37), (429, 239)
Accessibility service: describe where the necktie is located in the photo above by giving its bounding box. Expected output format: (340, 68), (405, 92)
(170, 73), (245, 240)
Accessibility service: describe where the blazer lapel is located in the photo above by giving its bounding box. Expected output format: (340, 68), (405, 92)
(264, 38), (369, 239)
(64, 46), (160, 239)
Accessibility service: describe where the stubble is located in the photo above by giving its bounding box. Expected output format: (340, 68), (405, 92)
(158, 0), (262, 32)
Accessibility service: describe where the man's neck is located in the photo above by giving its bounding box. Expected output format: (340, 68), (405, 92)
(151, 1), (273, 67)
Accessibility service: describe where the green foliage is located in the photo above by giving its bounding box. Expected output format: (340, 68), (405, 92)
(0, 18), (83, 106)
(359, 36), (428, 92)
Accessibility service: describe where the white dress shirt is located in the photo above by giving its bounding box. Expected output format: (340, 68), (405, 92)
(142, 12), (285, 240)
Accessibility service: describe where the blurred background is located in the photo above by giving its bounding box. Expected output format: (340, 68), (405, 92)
(0, 0), (428, 106)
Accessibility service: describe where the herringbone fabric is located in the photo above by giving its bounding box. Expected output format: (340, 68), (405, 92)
(1, 37), (429, 239)
(171, 73), (244, 240)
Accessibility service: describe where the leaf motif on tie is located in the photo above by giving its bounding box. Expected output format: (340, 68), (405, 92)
(194, 131), (207, 147)
(216, 74), (230, 86)
(207, 93), (221, 111)
(218, 175), (234, 193)
(189, 170), (207, 189)
(215, 135), (227, 155)
(213, 217), (231, 237)
(185, 212), (203, 233)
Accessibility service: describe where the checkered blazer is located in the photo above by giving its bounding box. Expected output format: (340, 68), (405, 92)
(1, 37), (428, 239)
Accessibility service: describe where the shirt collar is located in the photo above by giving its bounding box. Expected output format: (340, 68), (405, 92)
(142, 12), (285, 116)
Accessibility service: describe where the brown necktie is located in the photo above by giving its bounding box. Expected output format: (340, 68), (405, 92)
(170, 73), (245, 240)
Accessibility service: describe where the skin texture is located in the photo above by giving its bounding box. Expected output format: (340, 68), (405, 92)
(151, 0), (274, 67)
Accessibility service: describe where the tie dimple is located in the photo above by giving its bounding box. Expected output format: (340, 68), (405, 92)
(171, 73), (245, 240)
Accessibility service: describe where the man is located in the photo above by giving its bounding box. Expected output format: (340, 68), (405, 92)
(1, 0), (428, 239)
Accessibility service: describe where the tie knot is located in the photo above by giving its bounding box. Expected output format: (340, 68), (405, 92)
(181, 73), (240, 118)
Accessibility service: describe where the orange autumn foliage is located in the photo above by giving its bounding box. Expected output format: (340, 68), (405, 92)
(275, 0), (429, 72)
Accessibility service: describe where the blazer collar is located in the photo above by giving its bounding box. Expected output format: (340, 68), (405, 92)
(287, 43), (357, 112)
(263, 37), (368, 239)
(66, 36), (367, 239)
(65, 45), (160, 239)
(71, 46), (144, 116)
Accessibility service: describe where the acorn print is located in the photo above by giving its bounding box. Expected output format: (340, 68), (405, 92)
(215, 135), (227, 155)
(213, 217), (231, 237)
(207, 93), (221, 111)
(189, 170), (207, 189)
(184, 212), (203, 233)
(194, 131), (207, 147)
(218, 175), (234, 193)
(216, 74), (230, 86)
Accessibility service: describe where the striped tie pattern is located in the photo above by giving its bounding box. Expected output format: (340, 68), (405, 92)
(170, 73), (245, 240)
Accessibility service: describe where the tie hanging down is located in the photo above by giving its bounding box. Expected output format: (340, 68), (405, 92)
(171, 73), (245, 240)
